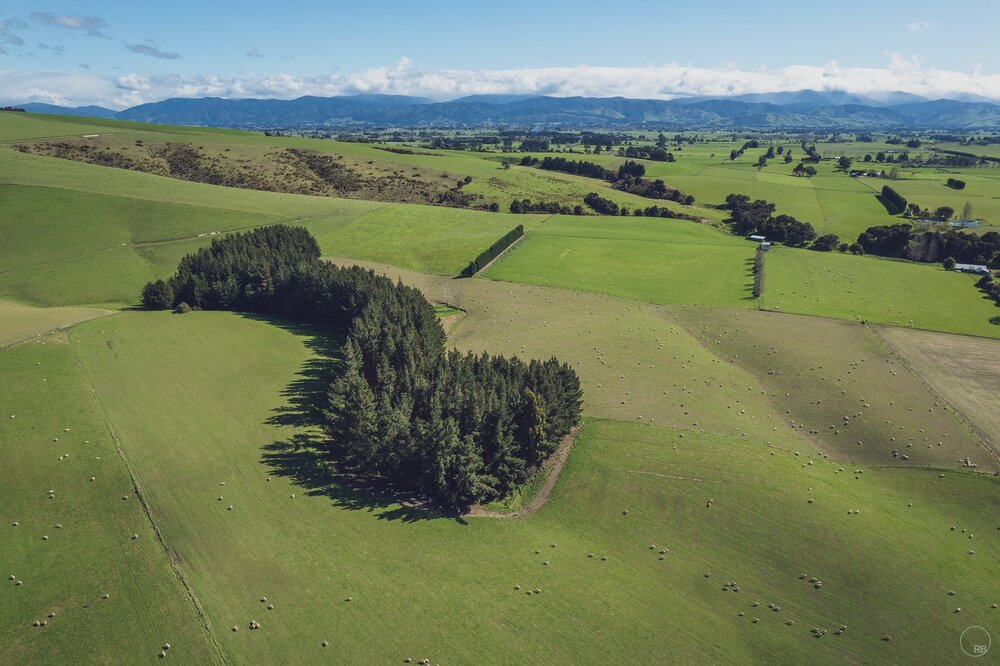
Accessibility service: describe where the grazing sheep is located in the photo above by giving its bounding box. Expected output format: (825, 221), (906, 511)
(322, 640), (328, 647)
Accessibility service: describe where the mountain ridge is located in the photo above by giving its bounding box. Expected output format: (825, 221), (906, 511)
(9, 90), (1000, 129)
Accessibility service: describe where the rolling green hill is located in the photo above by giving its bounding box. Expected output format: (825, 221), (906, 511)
(1, 112), (998, 664)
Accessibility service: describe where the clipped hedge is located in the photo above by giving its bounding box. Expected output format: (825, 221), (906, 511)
(881, 185), (908, 215)
(460, 225), (524, 277)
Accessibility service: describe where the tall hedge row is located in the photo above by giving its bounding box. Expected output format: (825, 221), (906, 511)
(460, 225), (524, 277)
(881, 185), (908, 215)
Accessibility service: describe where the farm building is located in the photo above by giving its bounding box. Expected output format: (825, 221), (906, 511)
(747, 234), (766, 242)
(953, 263), (990, 275)
(949, 220), (980, 229)
(759, 241), (772, 252)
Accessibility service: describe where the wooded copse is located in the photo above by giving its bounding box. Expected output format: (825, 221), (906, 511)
(723, 193), (818, 246)
(141, 225), (582, 508)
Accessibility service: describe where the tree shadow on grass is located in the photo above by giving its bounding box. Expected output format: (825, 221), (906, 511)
(743, 256), (757, 301)
(240, 312), (466, 524)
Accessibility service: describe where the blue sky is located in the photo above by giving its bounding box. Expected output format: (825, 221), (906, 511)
(2, 1), (999, 107)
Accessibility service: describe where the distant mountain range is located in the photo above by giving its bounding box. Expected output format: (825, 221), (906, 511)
(12, 90), (1000, 129)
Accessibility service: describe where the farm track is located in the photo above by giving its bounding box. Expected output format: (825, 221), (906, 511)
(69, 331), (229, 666)
(466, 424), (579, 518)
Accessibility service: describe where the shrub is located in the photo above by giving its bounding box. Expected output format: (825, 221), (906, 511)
(943, 257), (957, 270)
(174, 302), (192, 314)
(811, 234), (840, 252)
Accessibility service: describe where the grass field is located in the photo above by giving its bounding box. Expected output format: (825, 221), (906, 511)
(762, 247), (1000, 338)
(674, 308), (996, 471)
(482, 215), (758, 308)
(0, 333), (219, 665)
(0, 300), (110, 348)
(48, 310), (998, 664)
(3, 112), (999, 664)
(879, 327), (1000, 455)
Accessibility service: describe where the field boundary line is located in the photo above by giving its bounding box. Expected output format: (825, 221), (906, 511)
(465, 424), (579, 518)
(69, 334), (230, 666)
(627, 471), (718, 482)
(0, 310), (113, 350)
(868, 325), (1000, 468)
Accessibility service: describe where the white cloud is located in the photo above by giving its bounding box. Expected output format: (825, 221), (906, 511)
(3, 58), (1000, 109)
(906, 21), (931, 32)
(29, 12), (108, 38)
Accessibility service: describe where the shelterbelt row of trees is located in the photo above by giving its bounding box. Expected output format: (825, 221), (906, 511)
(520, 156), (695, 204)
(141, 226), (582, 508)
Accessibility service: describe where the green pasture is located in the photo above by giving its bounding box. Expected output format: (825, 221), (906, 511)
(762, 247), (1000, 338)
(0, 333), (219, 665)
(54, 310), (999, 664)
(482, 215), (757, 308)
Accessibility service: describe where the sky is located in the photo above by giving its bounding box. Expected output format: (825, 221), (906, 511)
(2, 1), (1000, 109)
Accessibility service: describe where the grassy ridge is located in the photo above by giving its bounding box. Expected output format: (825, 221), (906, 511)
(675, 307), (995, 471)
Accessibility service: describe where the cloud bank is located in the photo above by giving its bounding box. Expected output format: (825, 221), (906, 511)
(2, 57), (1000, 109)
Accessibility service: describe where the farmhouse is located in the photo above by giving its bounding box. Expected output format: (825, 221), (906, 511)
(759, 241), (772, 252)
(953, 263), (990, 275)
